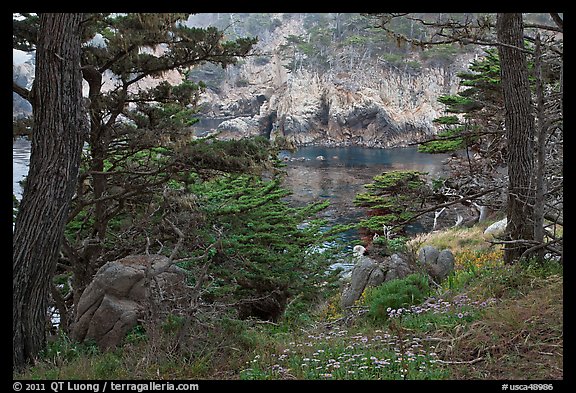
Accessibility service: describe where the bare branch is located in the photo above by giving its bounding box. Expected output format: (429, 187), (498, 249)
(549, 13), (563, 31)
(164, 218), (184, 261)
(13, 81), (31, 101)
(393, 187), (500, 230)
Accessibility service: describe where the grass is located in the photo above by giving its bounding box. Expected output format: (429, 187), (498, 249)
(240, 327), (448, 380)
(14, 224), (563, 381)
(407, 219), (503, 255)
(432, 272), (563, 379)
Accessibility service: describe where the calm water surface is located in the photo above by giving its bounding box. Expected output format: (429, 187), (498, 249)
(12, 140), (449, 265)
(12, 140), (448, 225)
(13, 137), (31, 201)
(281, 146), (449, 227)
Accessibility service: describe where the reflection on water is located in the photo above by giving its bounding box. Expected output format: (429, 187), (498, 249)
(13, 137), (31, 201)
(12, 140), (448, 273)
(12, 140), (447, 247)
(281, 146), (449, 172)
(281, 146), (449, 245)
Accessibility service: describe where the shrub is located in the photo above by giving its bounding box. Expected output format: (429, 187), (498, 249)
(365, 273), (431, 323)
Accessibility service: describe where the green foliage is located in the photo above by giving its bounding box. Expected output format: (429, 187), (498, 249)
(240, 327), (448, 380)
(14, 223), (563, 380)
(380, 236), (409, 254)
(421, 44), (464, 65)
(422, 48), (506, 155)
(124, 325), (147, 345)
(40, 332), (99, 364)
(432, 115), (460, 125)
(93, 351), (123, 379)
(364, 170), (426, 191)
(354, 171), (429, 236)
(162, 314), (186, 334)
(364, 274), (431, 323)
(458, 48), (501, 89)
(183, 172), (333, 318)
(418, 127), (466, 153)
(437, 95), (482, 113)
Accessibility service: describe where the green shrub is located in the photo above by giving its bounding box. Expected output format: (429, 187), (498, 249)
(44, 332), (98, 360)
(365, 273), (431, 323)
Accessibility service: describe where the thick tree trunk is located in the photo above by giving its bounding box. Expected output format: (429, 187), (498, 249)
(13, 13), (85, 370)
(533, 34), (547, 261)
(496, 13), (536, 264)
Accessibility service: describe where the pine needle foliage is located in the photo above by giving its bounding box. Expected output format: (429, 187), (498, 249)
(354, 170), (429, 236)
(418, 49), (500, 154)
(183, 172), (332, 320)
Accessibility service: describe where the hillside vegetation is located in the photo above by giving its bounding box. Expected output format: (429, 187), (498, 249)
(14, 221), (563, 380)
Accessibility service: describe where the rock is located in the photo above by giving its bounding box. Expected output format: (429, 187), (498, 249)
(352, 245), (366, 258)
(484, 218), (507, 238)
(366, 267), (385, 287)
(341, 256), (384, 308)
(71, 255), (188, 349)
(432, 249), (455, 281)
(315, 155), (325, 161)
(418, 245), (440, 266)
(384, 253), (413, 282)
(417, 245), (455, 281)
(215, 116), (260, 140)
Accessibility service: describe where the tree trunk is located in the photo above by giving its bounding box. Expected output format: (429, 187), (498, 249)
(533, 34), (547, 261)
(496, 13), (536, 263)
(13, 13), (85, 371)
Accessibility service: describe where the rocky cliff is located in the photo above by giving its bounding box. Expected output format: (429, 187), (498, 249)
(191, 14), (476, 147)
(13, 13), (477, 148)
(13, 62), (34, 119)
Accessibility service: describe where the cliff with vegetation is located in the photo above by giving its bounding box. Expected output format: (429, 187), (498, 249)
(187, 13), (477, 147)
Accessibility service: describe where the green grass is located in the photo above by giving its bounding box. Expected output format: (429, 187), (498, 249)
(240, 327), (448, 380)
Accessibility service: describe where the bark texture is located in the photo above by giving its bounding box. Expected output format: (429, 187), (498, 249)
(13, 13), (85, 370)
(496, 13), (536, 263)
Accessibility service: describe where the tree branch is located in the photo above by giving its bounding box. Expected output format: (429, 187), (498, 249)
(393, 187), (500, 230)
(13, 81), (30, 101)
(549, 13), (563, 31)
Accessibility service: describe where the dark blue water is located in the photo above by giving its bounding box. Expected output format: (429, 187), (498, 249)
(281, 146), (448, 172)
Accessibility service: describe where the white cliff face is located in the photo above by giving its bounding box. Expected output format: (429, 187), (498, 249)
(200, 17), (475, 147)
(13, 14), (473, 147)
(247, 62), (467, 147)
(13, 62), (35, 118)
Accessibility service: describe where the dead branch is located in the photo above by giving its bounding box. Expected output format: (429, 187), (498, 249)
(393, 187), (500, 230)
